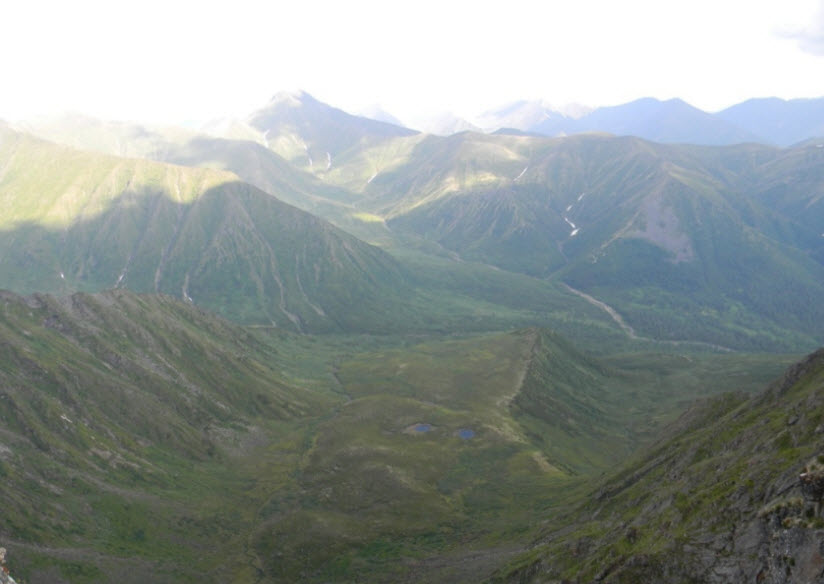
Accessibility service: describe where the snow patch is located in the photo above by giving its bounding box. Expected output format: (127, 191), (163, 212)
(514, 165), (528, 181)
(566, 204), (573, 212)
(303, 144), (313, 167)
(59, 272), (65, 280)
(262, 129), (270, 148)
(182, 274), (194, 303)
(367, 171), (378, 184)
(577, 193), (586, 201)
(570, 228), (580, 237)
(60, 414), (73, 424)
(326, 152), (332, 170)
(564, 217), (576, 229)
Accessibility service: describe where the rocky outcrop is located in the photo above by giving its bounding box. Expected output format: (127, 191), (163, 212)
(0, 548), (18, 584)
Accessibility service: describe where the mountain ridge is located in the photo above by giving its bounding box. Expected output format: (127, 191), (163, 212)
(495, 347), (824, 583)
(0, 125), (412, 332)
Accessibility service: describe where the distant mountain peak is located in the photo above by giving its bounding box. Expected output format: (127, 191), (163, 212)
(268, 89), (315, 107)
(357, 104), (406, 127)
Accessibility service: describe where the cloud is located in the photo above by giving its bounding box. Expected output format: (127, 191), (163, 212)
(779, 0), (824, 56)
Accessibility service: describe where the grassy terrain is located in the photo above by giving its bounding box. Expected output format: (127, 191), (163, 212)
(8, 104), (824, 583)
(0, 125), (637, 343)
(0, 288), (799, 583)
(0, 290), (337, 582)
(244, 329), (796, 582)
(0, 126), (416, 333)
(20, 111), (824, 351)
(494, 349), (824, 583)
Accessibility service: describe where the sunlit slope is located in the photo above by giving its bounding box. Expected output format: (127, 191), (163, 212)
(0, 127), (410, 332)
(19, 114), (400, 244)
(13, 120), (638, 344)
(496, 348), (824, 584)
(324, 132), (824, 350)
(21, 110), (824, 349)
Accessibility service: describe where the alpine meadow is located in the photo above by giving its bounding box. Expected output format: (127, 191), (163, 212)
(2, 34), (824, 582)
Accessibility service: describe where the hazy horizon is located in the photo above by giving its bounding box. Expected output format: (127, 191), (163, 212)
(3, 0), (823, 126)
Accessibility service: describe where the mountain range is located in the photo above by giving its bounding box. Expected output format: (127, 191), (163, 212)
(2, 88), (824, 583)
(0, 125), (413, 333)
(475, 96), (824, 147)
(18, 93), (824, 352)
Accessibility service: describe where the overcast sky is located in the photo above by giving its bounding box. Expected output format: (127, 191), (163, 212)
(3, 0), (823, 125)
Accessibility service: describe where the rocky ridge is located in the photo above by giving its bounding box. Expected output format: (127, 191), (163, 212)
(496, 349), (824, 583)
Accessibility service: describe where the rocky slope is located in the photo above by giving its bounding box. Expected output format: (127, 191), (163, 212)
(495, 348), (824, 583)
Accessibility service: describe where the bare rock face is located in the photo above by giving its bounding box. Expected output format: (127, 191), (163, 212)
(0, 547), (18, 584)
(757, 526), (824, 584)
(799, 458), (824, 506)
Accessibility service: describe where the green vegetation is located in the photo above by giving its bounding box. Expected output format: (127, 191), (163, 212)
(22, 106), (824, 351)
(0, 288), (798, 582)
(495, 349), (824, 583)
(5, 97), (824, 583)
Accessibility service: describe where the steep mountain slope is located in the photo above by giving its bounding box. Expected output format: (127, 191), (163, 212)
(0, 126), (410, 332)
(0, 289), (332, 583)
(717, 97), (824, 146)
(0, 286), (798, 583)
(17, 116), (645, 346)
(18, 114), (394, 242)
(19, 107), (824, 350)
(247, 90), (418, 172)
(743, 142), (824, 256)
(357, 132), (824, 350)
(496, 348), (824, 584)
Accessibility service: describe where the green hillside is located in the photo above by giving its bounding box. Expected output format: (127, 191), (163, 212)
(0, 126), (413, 332)
(0, 287), (796, 583)
(0, 289), (336, 582)
(21, 108), (824, 351)
(5, 93), (824, 584)
(320, 132), (824, 351)
(496, 348), (824, 583)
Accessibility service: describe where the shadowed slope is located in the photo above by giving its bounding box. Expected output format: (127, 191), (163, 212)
(0, 126), (410, 332)
(0, 289), (332, 583)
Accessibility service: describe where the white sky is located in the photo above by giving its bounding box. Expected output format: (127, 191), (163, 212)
(2, 0), (823, 125)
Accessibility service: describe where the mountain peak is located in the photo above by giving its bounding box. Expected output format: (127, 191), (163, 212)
(268, 89), (315, 107)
